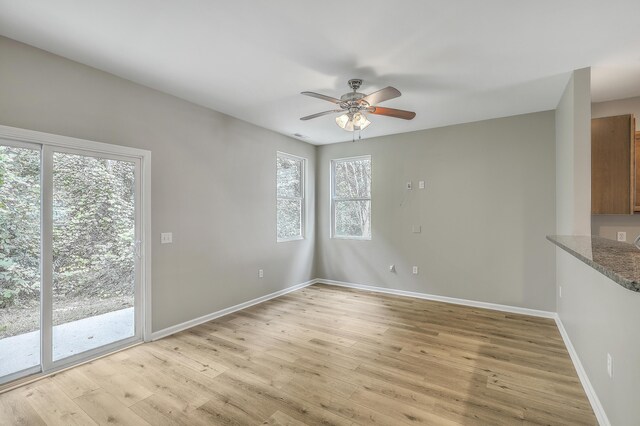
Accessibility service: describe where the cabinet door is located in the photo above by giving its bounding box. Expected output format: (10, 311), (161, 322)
(591, 115), (634, 214)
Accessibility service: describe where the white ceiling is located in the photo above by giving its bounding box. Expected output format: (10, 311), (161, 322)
(1, 1), (640, 144)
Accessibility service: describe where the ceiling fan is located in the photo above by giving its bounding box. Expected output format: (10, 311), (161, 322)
(300, 79), (416, 132)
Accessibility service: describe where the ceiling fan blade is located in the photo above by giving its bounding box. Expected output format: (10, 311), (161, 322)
(368, 107), (416, 120)
(359, 86), (401, 106)
(300, 110), (344, 120)
(301, 91), (343, 104)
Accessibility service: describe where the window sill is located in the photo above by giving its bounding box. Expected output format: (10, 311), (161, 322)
(277, 237), (305, 243)
(331, 236), (372, 241)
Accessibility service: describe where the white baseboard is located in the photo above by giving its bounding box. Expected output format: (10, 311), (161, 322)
(317, 279), (556, 318)
(151, 279), (317, 341)
(153, 278), (555, 341)
(151, 278), (554, 341)
(554, 315), (609, 426)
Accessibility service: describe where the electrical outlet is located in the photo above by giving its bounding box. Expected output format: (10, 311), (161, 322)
(412, 266), (418, 275)
(258, 269), (264, 278)
(617, 231), (627, 242)
(419, 180), (425, 189)
(607, 353), (613, 378)
(406, 181), (412, 190)
(160, 232), (173, 244)
(389, 264), (396, 273)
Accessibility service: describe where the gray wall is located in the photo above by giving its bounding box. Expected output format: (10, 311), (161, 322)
(0, 36), (317, 332)
(591, 96), (640, 242)
(556, 69), (592, 236)
(316, 112), (557, 312)
(557, 250), (640, 425)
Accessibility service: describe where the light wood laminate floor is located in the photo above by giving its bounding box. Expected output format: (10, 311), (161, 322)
(0, 284), (596, 425)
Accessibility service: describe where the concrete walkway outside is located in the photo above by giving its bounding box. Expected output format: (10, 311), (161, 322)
(0, 307), (134, 378)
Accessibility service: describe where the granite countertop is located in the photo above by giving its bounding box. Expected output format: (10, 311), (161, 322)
(547, 235), (640, 292)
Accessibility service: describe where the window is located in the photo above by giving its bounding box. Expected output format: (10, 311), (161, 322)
(331, 155), (371, 239)
(277, 152), (305, 241)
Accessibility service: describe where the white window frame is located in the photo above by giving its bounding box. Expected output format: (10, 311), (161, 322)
(276, 151), (305, 242)
(330, 155), (372, 240)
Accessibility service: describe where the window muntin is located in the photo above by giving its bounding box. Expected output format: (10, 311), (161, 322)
(277, 152), (305, 241)
(331, 156), (371, 239)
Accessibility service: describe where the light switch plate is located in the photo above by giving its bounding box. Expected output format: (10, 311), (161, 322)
(406, 181), (412, 190)
(160, 232), (173, 244)
(412, 225), (421, 233)
(419, 180), (425, 189)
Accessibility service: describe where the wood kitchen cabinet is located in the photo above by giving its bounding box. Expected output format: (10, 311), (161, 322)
(591, 114), (636, 214)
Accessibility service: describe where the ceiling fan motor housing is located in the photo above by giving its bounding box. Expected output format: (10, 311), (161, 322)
(342, 79), (367, 106)
(340, 92), (366, 102)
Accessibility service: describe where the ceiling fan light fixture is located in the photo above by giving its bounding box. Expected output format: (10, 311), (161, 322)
(352, 112), (371, 130)
(336, 113), (351, 130)
(335, 112), (371, 132)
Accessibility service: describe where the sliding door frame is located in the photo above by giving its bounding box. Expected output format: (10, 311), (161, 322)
(0, 124), (152, 384)
(0, 138), (43, 385)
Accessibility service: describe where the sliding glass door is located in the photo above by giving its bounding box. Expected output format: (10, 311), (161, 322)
(0, 139), (144, 385)
(50, 150), (140, 363)
(0, 142), (41, 382)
